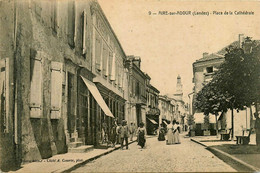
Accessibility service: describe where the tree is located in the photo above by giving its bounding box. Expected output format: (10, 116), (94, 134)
(195, 37), (260, 139)
(186, 114), (195, 129)
(204, 114), (210, 130)
(194, 77), (232, 136)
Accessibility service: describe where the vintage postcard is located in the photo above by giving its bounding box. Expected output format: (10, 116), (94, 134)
(0, 0), (259, 172)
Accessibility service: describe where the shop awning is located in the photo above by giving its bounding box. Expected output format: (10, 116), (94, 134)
(81, 76), (114, 118)
(147, 118), (158, 124)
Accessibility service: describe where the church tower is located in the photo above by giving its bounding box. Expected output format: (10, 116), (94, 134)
(174, 75), (183, 101)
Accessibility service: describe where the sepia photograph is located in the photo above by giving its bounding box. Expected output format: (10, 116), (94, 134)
(0, 0), (260, 172)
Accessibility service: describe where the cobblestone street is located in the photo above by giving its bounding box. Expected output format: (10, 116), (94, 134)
(72, 135), (236, 172)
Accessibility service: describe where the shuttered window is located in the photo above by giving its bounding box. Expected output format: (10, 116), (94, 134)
(50, 62), (63, 119)
(82, 9), (87, 55)
(0, 58), (9, 133)
(95, 34), (102, 71)
(102, 44), (108, 76)
(108, 51), (113, 78)
(118, 66), (122, 87)
(115, 62), (118, 85)
(110, 52), (116, 81)
(51, 0), (58, 33)
(30, 51), (42, 118)
(67, 0), (75, 47)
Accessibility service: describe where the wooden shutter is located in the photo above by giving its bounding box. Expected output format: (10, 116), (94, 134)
(50, 62), (63, 119)
(108, 51), (112, 78)
(30, 51), (42, 118)
(102, 44), (108, 76)
(118, 66), (122, 87)
(82, 9), (87, 54)
(0, 58), (9, 133)
(115, 62), (118, 85)
(95, 34), (101, 70)
(110, 53), (116, 81)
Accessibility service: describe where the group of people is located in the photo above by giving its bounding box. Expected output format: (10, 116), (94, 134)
(158, 120), (181, 145)
(109, 120), (147, 150)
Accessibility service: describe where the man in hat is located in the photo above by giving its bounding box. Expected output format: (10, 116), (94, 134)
(120, 120), (129, 149)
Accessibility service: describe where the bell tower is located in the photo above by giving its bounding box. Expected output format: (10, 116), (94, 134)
(174, 75), (183, 101)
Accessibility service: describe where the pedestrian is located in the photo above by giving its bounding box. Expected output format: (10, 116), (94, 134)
(254, 112), (260, 150)
(166, 120), (174, 145)
(101, 121), (108, 144)
(116, 122), (122, 144)
(173, 121), (181, 144)
(158, 123), (166, 141)
(129, 122), (135, 141)
(120, 120), (129, 149)
(137, 122), (146, 148)
(110, 120), (117, 148)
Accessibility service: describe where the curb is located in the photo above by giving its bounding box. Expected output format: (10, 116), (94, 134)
(59, 140), (137, 173)
(190, 138), (260, 172)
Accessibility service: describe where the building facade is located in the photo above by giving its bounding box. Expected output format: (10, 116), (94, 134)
(90, 1), (127, 144)
(125, 56), (147, 127)
(158, 95), (174, 126)
(145, 74), (160, 135)
(0, 0), (131, 171)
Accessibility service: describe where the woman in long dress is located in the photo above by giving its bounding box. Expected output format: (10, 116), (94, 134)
(137, 122), (146, 148)
(158, 124), (166, 141)
(166, 121), (174, 145)
(173, 121), (181, 144)
(110, 120), (117, 147)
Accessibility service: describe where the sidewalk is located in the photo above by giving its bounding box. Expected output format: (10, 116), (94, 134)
(11, 137), (140, 173)
(190, 134), (260, 172)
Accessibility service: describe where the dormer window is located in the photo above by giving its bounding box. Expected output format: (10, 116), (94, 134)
(206, 66), (213, 73)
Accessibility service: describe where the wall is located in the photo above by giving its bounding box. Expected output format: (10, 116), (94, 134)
(0, 0), (96, 170)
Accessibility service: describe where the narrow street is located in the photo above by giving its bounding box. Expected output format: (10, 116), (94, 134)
(72, 135), (236, 172)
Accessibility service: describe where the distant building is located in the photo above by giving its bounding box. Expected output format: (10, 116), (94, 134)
(145, 74), (160, 135)
(171, 75), (189, 130)
(125, 56), (148, 128)
(158, 95), (174, 126)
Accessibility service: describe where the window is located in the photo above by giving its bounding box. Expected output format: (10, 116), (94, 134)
(82, 9), (87, 54)
(0, 58), (9, 133)
(206, 66), (213, 73)
(68, 0), (75, 47)
(118, 65), (121, 87)
(51, 0), (58, 33)
(108, 51), (113, 78)
(110, 52), (116, 81)
(102, 44), (108, 76)
(30, 50), (42, 118)
(136, 82), (140, 97)
(95, 34), (102, 71)
(50, 62), (63, 119)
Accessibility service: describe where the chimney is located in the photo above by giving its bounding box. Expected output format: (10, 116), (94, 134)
(203, 52), (209, 58)
(239, 34), (245, 48)
(133, 56), (141, 68)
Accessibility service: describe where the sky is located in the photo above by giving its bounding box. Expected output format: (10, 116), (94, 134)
(98, 0), (260, 102)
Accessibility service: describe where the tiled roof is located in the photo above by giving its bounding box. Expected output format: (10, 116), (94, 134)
(195, 53), (224, 63)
